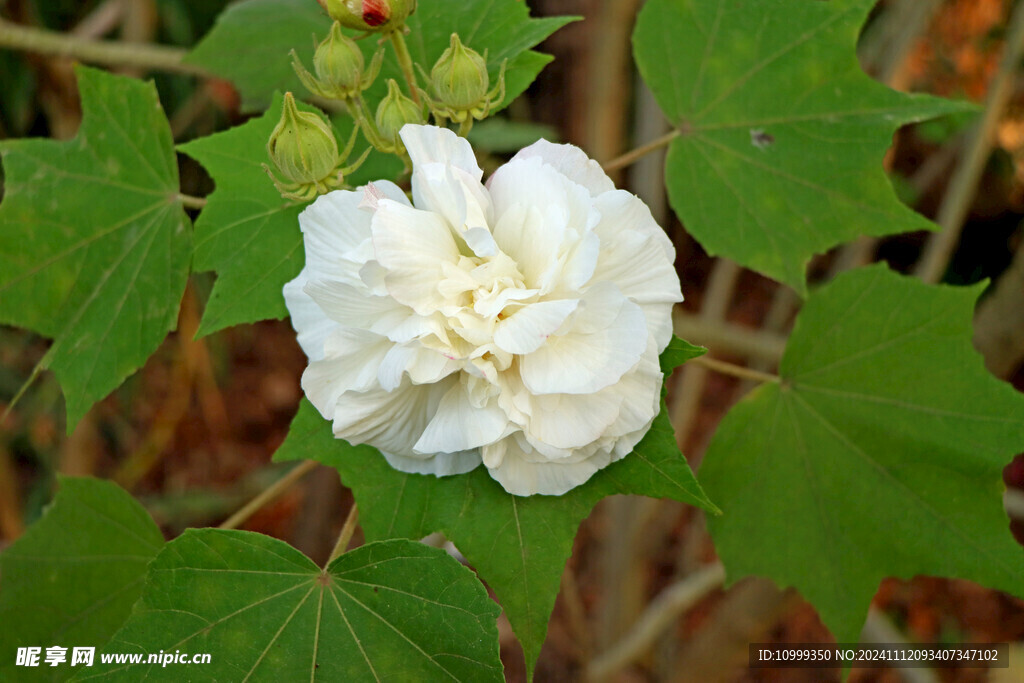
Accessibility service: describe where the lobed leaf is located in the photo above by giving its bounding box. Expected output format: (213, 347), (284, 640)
(700, 265), (1024, 642)
(78, 531), (503, 681)
(179, 95), (402, 336)
(633, 0), (976, 293)
(274, 339), (713, 676)
(0, 477), (164, 682)
(0, 66), (191, 429)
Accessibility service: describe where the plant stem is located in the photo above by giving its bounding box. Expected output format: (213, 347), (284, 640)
(914, 0), (1024, 284)
(327, 503), (360, 566)
(219, 460), (319, 530)
(585, 563), (725, 681)
(603, 129), (680, 172)
(690, 355), (779, 384)
(0, 17), (209, 77)
(389, 30), (420, 105)
(457, 117), (473, 138)
(178, 193), (207, 210)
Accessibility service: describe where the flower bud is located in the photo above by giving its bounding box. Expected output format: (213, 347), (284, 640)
(431, 33), (489, 113)
(267, 92), (339, 185)
(375, 79), (423, 151)
(319, 0), (415, 33)
(315, 22), (365, 92)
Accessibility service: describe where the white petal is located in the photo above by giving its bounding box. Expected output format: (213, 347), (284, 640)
(462, 226), (497, 257)
(298, 190), (373, 284)
(520, 284), (647, 394)
(414, 382), (510, 453)
(489, 156), (596, 290)
(330, 378), (452, 456)
(486, 436), (612, 496)
(303, 278), (418, 336)
(511, 138), (615, 197)
(603, 341), (663, 438)
(380, 448), (481, 477)
(493, 299), (579, 355)
(372, 199), (459, 314)
(526, 389), (623, 449)
(284, 272), (337, 362)
(591, 192), (681, 308)
(400, 124), (483, 180)
(377, 343), (459, 391)
(302, 327), (393, 414)
(412, 163), (492, 236)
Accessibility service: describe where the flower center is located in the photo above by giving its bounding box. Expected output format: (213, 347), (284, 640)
(434, 250), (535, 379)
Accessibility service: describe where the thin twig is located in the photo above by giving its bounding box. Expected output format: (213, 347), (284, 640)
(327, 503), (360, 566)
(219, 460), (319, 530)
(0, 17), (209, 76)
(915, 0), (1024, 283)
(603, 129), (680, 172)
(586, 563), (726, 681)
(673, 310), (786, 363)
(690, 355), (779, 384)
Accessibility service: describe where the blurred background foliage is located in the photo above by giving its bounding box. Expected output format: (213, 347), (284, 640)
(1, 0), (1024, 680)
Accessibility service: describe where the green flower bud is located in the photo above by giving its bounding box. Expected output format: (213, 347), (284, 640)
(315, 22), (365, 92)
(267, 93), (339, 185)
(375, 79), (423, 151)
(320, 0), (415, 33)
(431, 33), (489, 113)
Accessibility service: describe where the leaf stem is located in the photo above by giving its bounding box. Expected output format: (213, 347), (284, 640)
(178, 193), (207, 210)
(219, 460), (319, 530)
(388, 30), (420, 105)
(690, 355), (779, 384)
(0, 17), (210, 77)
(603, 129), (680, 172)
(327, 503), (360, 566)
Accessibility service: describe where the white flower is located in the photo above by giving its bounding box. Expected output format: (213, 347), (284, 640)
(284, 124), (682, 496)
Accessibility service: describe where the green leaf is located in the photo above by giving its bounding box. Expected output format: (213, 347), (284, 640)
(80, 530), (502, 681)
(274, 342), (714, 676)
(0, 66), (191, 429)
(660, 335), (706, 374)
(0, 477), (164, 682)
(185, 0), (575, 113)
(633, 0), (976, 293)
(179, 95), (401, 336)
(183, 0), (329, 112)
(179, 94), (305, 336)
(700, 264), (1024, 643)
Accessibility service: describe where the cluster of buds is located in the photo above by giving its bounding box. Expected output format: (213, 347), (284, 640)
(292, 22), (383, 100)
(263, 92), (370, 202)
(423, 34), (506, 125)
(319, 0), (415, 33)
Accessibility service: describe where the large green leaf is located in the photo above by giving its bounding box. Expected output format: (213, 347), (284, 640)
(274, 339), (715, 676)
(0, 66), (191, 428)
(78, 531), (502, 681)
(179, 95), (401, 336)
(185, 0), (575, 113)
(633, 0), (976, 293)
(701, 265), (1024, 643)
(0, 477), (164, 682)
(183, 0), (329, 112)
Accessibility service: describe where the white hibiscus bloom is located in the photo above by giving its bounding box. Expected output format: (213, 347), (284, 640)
(284, 124), (682, 496)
